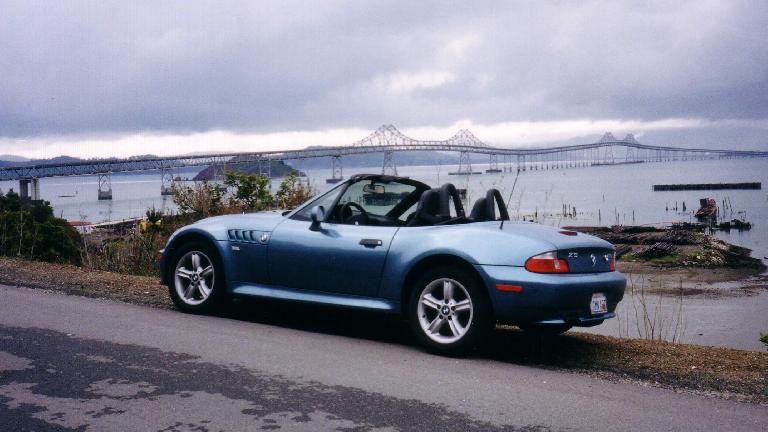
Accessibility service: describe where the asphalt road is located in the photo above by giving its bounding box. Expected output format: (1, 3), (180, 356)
(0, 285), (765, 431)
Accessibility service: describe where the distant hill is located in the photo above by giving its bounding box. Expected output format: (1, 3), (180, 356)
(0, 155), (29, 163)
(0, 155), (84, 168)
(194, 159), (302, 180)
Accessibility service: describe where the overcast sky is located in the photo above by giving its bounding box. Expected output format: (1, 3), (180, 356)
(1, 0), (766, 158)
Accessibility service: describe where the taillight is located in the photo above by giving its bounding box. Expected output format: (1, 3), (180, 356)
(605, 252), (616, 271)
(524, 251), (570, 273)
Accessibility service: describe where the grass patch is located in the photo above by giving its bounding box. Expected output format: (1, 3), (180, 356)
(619, 253), (681, 265)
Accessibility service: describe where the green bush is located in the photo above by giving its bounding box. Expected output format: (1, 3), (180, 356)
(0, 190), (81, 264)
(761, 332), (768, 351)
(224, 171), (274, 211)
(86, 172), (317, 276)
(275, 172), (314, 210)
(171, 171), (315, 217)
(170, 180), (225, 217)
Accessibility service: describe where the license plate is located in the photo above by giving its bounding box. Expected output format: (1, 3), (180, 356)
(590, 293), (607, 314)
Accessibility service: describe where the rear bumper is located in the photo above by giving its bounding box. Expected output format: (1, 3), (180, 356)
(475, 265), (626, 326)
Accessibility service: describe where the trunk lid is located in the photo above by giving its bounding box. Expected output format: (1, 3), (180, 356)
(557, 248), (614, 273)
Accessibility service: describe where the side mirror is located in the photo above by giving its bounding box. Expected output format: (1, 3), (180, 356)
(310, 205), (326, 231)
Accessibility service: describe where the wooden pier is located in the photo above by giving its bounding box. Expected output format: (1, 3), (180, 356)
(653, 182), (761, 191)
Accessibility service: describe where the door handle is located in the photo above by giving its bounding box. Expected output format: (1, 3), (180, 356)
(359, 239), (383, 247)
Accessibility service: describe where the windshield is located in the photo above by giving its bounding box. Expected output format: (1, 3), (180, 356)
(337, 180), (417, 218)
(291, 176), (426, 226)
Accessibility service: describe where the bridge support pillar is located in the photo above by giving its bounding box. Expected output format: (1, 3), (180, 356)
(326, 155), (344, 184)
(503, 154), (512, 172)
(19, 178), (40, 200)
(381, 150), (397, 176)
(161, 168), (174, 195)
(258, 158), (273, 182)
(97, 173), (113, 200)
(486, 154), (501, 173)
(449, 151), (479, 176)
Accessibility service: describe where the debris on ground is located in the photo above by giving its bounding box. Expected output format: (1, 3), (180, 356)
(566, 225), (765, 270)
(634, 242), (678, 259)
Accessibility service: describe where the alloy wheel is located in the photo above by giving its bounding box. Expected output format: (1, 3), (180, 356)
(174, 250), (215, 306)
(416, 278), (474, 344)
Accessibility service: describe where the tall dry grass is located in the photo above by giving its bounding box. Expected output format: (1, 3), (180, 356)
(615, 273), (686, 343)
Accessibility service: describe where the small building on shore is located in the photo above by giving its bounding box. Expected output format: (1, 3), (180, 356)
(67, 220), (93, 234)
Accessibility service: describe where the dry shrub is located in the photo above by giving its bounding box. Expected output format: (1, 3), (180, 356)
(83, 172), (316, 276)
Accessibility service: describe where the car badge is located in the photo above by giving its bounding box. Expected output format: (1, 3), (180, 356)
(590, 254), (596, 266)
(260, 232), (270, 243)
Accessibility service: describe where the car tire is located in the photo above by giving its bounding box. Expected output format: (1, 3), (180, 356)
(167, 241), (226, 314)
(518, 323), (572, 336)
(407, 266), (493, 354)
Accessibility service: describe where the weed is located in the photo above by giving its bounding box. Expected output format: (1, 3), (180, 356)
(616, 273), (686, 343)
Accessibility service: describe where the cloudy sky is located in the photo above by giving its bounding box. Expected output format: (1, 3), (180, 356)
(1, 0), (766, 158)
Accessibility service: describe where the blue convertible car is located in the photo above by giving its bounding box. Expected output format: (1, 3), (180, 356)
(160, 174), (625, 353)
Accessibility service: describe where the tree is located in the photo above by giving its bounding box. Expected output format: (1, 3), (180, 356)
(0, 190), (81, 264)
(224, 171), (274, 211)
(275, 172), (314, 209)
(170, 180), (225, 217)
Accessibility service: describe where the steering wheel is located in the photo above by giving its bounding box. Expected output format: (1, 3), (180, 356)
(340, 202), (370, 225)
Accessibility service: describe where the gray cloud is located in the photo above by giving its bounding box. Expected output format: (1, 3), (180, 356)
(0, 0), (766, 141)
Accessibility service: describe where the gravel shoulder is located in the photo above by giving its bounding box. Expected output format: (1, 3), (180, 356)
(0, 255), (766, 404)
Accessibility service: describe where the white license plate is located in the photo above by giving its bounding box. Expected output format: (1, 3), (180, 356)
(590, 293), (608, 314)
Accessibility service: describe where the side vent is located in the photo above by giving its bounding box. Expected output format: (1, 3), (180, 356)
(228, 229), (263, 243)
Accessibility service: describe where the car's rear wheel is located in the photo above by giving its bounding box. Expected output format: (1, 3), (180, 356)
(518, 323), (572, 336)
(407, 266), (492, 354)
(167, 241), (226, 313)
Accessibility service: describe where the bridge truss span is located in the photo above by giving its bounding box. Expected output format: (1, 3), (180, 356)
(1, 125), (765, 199)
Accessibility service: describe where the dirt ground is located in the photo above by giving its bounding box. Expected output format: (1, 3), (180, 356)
(617, 261), (768, 298)
(0, 255), (766, 404)
(0, 256), (170, 309)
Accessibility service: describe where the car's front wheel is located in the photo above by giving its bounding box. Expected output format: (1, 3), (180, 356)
(167, 241), (226, 313)
(407, 266), (492, 354)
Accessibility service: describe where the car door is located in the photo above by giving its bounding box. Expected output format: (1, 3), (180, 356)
(268, 218), (399, 297)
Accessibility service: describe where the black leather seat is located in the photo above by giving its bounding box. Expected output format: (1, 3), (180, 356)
(469, 189), (510, 222)
(470, 197), (490, 221)
(407, 183), (469, 226)
(406, 188), (443, 226)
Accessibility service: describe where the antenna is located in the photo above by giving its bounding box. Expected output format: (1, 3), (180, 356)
(501, 167), (521, 230)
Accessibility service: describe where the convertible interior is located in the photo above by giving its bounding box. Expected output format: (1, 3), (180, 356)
(319, 174), (510, 227)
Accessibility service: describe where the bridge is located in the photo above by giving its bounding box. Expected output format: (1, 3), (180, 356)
(1, 124), (766, 200)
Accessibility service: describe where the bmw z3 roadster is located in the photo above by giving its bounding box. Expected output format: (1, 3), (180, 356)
(160, 174), (625, 353)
